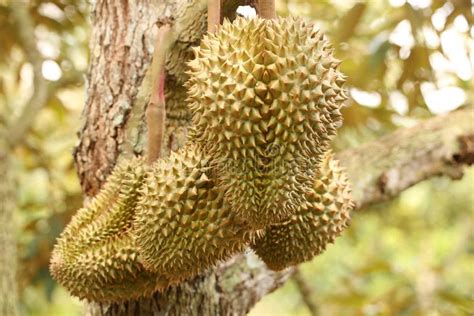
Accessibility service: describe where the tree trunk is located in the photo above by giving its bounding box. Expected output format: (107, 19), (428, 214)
(72, 1), (474, 315)
(0, 140), (19, 316)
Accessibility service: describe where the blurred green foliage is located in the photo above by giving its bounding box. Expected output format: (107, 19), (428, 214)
(0, 0), (472, 315)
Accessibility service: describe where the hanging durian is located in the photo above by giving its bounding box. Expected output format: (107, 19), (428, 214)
(133, 144), (255, 280)
(186, 17), (348, 229)
(251, 152), (353, 271)
(50, 158), (172, 302)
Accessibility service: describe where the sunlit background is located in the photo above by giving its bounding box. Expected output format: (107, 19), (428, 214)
(1, 0), (472, 315)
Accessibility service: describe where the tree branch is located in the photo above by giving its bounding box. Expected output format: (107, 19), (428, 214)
(292, 268), (319, 316)
(337, 106), (474, 209)
(8, 1), (48, 146)
(7, 2), (83, 146)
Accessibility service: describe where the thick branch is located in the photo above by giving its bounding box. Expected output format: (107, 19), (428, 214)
(337, 106), (474, 208)
(0, 142), (18, 316)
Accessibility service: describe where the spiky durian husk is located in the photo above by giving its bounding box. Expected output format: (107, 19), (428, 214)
(50, 158), (144, 261)
(50, 158), (171, 302)
(51, 235), (171, 302)
(186, 17), (347, 229)
(251, 152), (353, 271)
(133, 144), (254, 280)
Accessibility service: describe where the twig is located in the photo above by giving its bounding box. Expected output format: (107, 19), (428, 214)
(146, 24), (174, 164)
(257, 0), (276, 19)
(292, 267), (319, 316)
(208, 0), (221, 33)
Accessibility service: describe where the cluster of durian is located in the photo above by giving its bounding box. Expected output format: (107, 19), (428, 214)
(50, 16), (353, 302)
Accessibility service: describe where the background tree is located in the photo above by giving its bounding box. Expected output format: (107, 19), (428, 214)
(0, 0), (86, 314)
(0, 0), (472, 315)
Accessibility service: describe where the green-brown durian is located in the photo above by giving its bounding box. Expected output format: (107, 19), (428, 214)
(51, 234), (171, 302)
(50, 158), (171, 302)
(251, 152), (353, 271)
(133, 144), (254, 280)
(186, 17), (348, 229)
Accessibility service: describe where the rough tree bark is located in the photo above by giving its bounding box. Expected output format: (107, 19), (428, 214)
(71, 1), (474, 315)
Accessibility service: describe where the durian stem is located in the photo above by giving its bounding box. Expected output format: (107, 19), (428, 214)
(207, 0), (221, 33)
(147, 24), (173, 164)
(258, 0), (276, 19)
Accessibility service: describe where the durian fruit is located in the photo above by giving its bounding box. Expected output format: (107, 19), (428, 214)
(186, 17), (348, 229)
(50, 158), (171, 302)
(51, 234), (171, 302)
(251, 152), (353, 271)
(133, 144), (255, 281)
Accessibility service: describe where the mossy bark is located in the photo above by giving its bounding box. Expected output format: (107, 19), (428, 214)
(75, 0), (474, 315)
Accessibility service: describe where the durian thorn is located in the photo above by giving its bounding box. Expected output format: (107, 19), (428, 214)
(257, 0), (276, 19)
(207, 0), (221, 34)
(147, 23), (174, 164)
